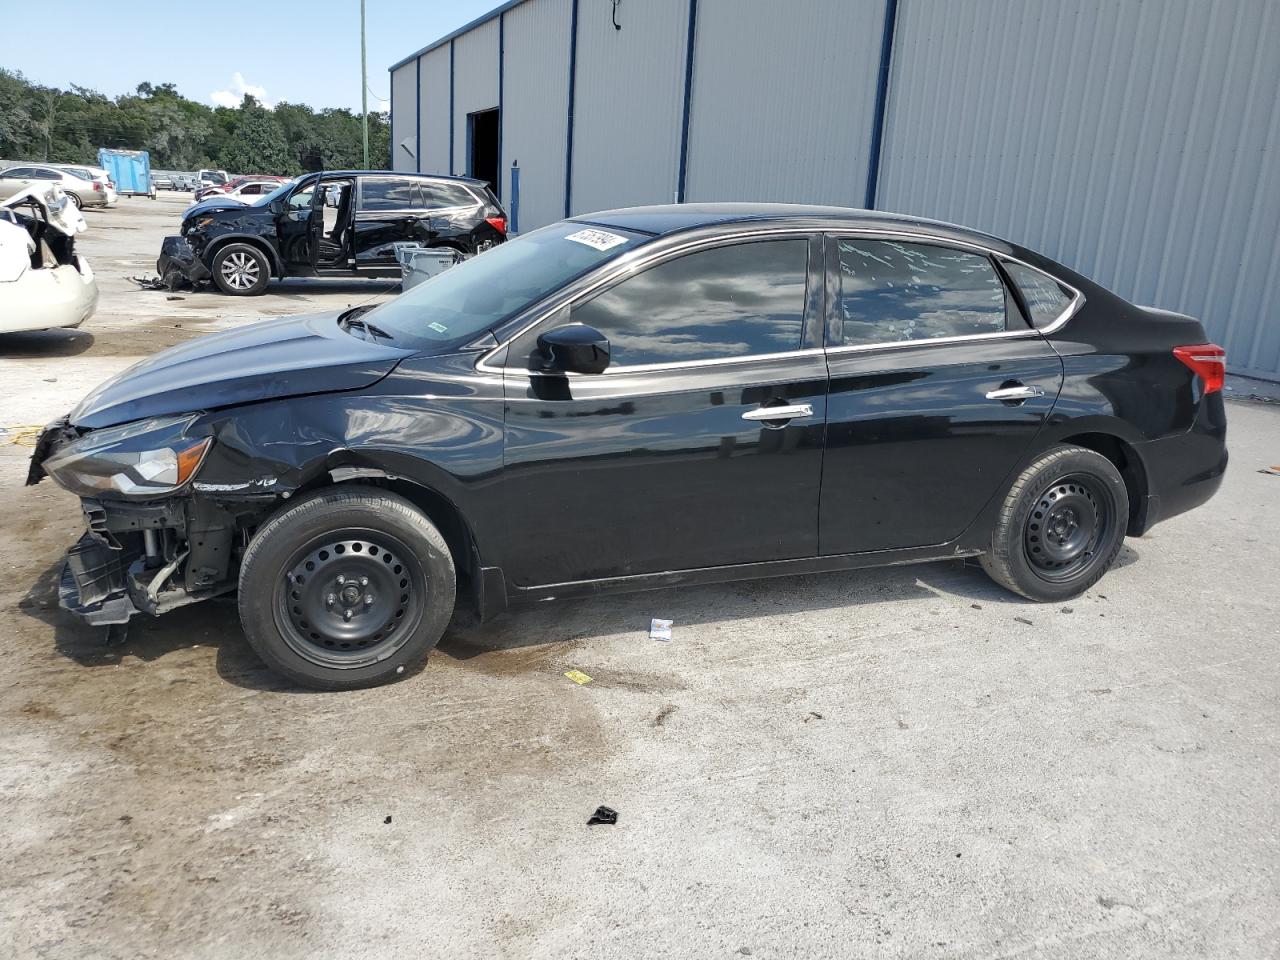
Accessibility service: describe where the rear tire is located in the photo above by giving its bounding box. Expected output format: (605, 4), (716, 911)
(237, 487), (456, 690)
(980, 445), (1128, 602)
(211, 242), (270, 296)
(67, 193), (83, 210)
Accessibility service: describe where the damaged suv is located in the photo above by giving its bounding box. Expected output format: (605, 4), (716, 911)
(158, 170), (507, 295)
(31, 205), (1227, 690)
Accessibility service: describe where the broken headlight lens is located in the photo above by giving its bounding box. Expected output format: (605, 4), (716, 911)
(43, 414), (211, 499)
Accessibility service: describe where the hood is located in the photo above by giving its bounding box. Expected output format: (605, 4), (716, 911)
(183, 196), (251, 218)
(70, 311), (416, 429)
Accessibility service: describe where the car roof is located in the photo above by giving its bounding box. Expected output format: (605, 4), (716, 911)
(572, 202), (1013, 250)
(317, 170), (489, 187)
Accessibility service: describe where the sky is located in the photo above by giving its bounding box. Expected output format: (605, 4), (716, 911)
(0, 0), (507, 113)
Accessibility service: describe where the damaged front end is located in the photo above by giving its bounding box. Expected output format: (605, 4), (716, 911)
(29, 415), (272, 628)
(156, 235), (210, 288)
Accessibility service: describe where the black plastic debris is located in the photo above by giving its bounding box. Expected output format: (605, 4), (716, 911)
(1014, 616), (1033, 625)
(383, 815), (392, 824)
(587, 805), (617, 826)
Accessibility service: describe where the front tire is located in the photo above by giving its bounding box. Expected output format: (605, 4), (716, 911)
(980, 445), (1128, 602)
(67, 192), (83, 210)
(210, 242), (270, 296)
(237, 487), (457, 690)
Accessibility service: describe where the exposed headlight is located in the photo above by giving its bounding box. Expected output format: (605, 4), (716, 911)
(43, 415), (211, 499)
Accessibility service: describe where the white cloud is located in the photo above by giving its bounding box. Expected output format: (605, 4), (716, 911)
(210, 72), (273, 109)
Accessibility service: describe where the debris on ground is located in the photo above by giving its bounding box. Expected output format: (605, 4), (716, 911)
(1014, 616), (1033, 625)
(804, 711), (824, 722)
(649, 618), (673, 641)
(1061, 606), (1074, 614)
(1259, 466), (1280, 476)
(970, 603), (982, 610)
(587, 805), (617, 826)
(166, 295), (185, 301)
(653, 704), (677, 727)
(0, 425), (43, 447)
(897, 718), (910, 729)
(383, 815), (392, 824)
(564, 669), (592, 685)
(125, 274), (168, 290)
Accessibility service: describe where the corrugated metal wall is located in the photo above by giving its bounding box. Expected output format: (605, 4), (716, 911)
(568, 0), (688, 215)
(684, 0), (885, 205)
(450, 18), (501, 177)
(502, 0), (573, 230)
(878, 0), (1280, 380)
(390, 0), (1279, 379)
(420, 46), (451, 175)
(389, 64), (418, 172)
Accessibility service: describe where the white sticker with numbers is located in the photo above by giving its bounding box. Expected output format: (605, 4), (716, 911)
(564, 228), (628, 251)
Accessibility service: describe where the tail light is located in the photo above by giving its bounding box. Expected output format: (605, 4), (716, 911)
(1173, 343), (1226, 394)
(485, 216), (507, 235)
(93, 181), (103, 192)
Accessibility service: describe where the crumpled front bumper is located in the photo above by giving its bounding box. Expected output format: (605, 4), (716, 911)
(156, 235), (210, 284)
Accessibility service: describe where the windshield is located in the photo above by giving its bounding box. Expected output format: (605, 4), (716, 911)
(362, 222), (649, 348)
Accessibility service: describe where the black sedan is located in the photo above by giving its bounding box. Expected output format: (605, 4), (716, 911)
(30, 204), (1227, 689)
(157, 170), (507, 296)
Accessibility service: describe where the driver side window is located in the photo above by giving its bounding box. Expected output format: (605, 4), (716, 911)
(567, 239), (810, 368)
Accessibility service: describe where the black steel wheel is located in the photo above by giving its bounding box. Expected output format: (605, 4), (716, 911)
(1022, 473), (1112, 582)
(981, 445), (1129, 602)
(238, 487), (456, 690)
(276, 530), (426, 669)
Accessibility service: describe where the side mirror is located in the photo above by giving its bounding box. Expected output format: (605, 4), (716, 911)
(537, 323), (611, 375)
(268, 199), (285, 215)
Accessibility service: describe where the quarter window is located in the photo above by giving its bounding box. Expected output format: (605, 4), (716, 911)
(834, 239), (1009, 346)
(420, 181), (478, 208)
(569, 239), (809, 367)
(360, 177), (419, 210)
(1003, 261), (1073, 329)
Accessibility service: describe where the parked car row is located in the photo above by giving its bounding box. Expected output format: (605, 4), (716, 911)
(0, 164), (116, 209)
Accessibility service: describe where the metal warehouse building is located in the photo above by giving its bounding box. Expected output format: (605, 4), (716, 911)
(389, 0), (1280, 381)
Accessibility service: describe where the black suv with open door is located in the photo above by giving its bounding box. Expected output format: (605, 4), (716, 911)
(157, 171), (507, 295)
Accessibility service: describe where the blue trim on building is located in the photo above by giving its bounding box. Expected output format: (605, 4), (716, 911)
(448, 39), (456, 175)
(497, 11), (505, 200)
(390, 0), (527, 71)
(388, 67), (394, 168)
(564, 0), (580, 218)
(415, 57), (422, 172)
(864, 0), (899, 210)
(676, 0), (699, 203)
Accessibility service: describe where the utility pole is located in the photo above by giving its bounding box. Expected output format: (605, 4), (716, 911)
(361, 0), (369, 168)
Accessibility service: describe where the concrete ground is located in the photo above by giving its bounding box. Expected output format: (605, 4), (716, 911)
(1, 197), (1277, 960)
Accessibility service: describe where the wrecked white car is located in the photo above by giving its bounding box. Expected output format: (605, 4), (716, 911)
(0, 184), (98, 334)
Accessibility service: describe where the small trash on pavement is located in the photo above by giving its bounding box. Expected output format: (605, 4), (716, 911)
(383, 815), (392, 824)
(1014, 616), (1033, 625)
(564, 669), (592, 685)
(587, 805), (618, 826)
(649, 618), (673, 641)
(1259, 465), (1280, 476)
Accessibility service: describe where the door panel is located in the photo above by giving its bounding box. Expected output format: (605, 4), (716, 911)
(277, 181), (322, 268)
(821, 337), (1062, 554)
(502, 356), (828, 587)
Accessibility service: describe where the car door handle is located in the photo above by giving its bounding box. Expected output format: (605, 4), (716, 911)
(985, 384), (1045, 402)
(742, 403), (814, 422)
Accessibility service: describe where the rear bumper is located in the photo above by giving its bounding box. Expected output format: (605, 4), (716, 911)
(1131, 395), (1228, 534)
(0, 256), (98, 333)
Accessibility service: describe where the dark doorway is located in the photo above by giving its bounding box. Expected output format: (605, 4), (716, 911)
(467, 108), (500, 198)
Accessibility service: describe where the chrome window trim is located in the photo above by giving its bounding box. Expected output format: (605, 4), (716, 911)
(477, 223), (1086, 376)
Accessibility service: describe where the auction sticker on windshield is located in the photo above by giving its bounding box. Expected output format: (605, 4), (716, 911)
(564, 228), (628, 252)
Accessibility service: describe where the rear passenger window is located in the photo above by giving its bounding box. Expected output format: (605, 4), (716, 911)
(360, 178), (419, 210)
(833, 239), (1008, 346)
(1003, 261), (1073, 329)
(571, 239), (809, 367)
(420, 182), (478, 208)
